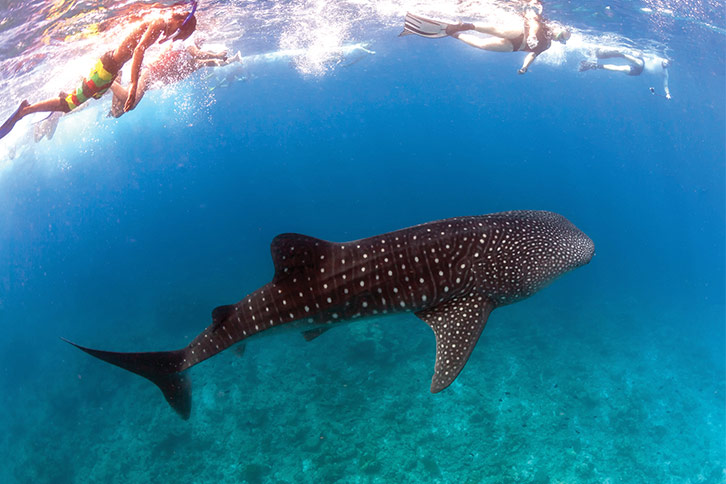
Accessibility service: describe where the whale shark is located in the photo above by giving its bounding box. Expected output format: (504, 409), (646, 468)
(65, 210), (594, 419)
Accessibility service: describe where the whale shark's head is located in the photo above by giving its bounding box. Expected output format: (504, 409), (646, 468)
(524, 211), (594, 288)
(567, 232), (595, 277)
(487, 211), (594, 304)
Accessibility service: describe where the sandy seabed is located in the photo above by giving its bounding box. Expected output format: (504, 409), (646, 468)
(2, 296), (724, 484)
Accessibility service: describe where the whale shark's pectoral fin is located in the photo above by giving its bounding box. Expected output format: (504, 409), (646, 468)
(415, 296), (494, 393)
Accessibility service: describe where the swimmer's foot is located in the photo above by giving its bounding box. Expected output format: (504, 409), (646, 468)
(579, 60), (600, 72)
(33, 113), (53, 143)
(227, 51), (243, 63)
(0, 100), (29, 140)
(108, 92), (125, 118)
(445, 22), (475, 35)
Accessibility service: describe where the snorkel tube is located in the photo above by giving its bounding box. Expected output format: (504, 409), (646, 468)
(160, 0), (198, 43)
(180, 0), (198, 30)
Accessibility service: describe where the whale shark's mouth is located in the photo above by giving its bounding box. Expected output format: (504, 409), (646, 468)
(582, 235), (596, 265)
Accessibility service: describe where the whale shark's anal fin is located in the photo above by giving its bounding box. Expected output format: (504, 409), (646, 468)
(62, 338), (192, 420)
(301, 327), (331, 341)
(415, 296), (494, 393)
(210, 304), (236, 332)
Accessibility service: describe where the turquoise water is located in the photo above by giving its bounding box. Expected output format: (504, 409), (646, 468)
(0, 1), (724, 482)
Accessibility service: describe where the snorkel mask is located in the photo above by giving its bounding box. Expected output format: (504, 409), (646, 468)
(160, 0), (198, 43)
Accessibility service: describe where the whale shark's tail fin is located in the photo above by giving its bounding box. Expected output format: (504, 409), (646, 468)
(62, 339), (192, 420)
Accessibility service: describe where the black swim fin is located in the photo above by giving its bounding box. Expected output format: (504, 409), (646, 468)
(401, 13), (453, 38)
(0, 100), (29, 140)
(62, 338), (192, 420)
(579, 60), (600, 72)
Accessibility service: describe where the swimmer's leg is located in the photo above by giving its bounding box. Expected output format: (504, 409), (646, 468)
(226, 52), (243, 63)
(108, 80), (129, 118)
(595, 49), (643, 70)
(470, 22), (523, 40)
(1, 96), (70, 138)
(595, 49), (626, 60)
(599, 63), (633, 74)
(0, 100), (30, 139)
(132, 71), (150, 110)
(451, 31), (515, 52)
(195, 51), (243, 69)
(109, 71), (148, 117)
(33, 111), (62, 142)
(197, 59), (226, 68)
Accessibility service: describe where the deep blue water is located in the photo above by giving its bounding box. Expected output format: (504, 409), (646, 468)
(0, 1), (724, 483)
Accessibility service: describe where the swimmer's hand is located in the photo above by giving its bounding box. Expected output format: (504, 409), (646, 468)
(518, 67), (527, 74)
(124, 83), (137, 112)
(665, 93), (671, 100)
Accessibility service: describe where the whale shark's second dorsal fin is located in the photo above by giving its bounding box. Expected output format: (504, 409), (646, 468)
(270, 233), (332, 283)
(415, 296), (494, 393)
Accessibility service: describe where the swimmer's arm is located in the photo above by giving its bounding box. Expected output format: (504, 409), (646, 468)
(518, 52), (537, 74)
(188, 45), (227, 60)
(525, 18), (541, 49)
(125, 20), (164, 111)
(129, 19), (165, 87)
(663, 65), (671, 99)
(526, 0), (544, 16)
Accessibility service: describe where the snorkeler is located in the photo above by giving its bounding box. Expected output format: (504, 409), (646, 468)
(401, 0), (570, 74)
(579, 48), (672, 99)
(108, 42), (241, 117)
(0, 3), (198, 140)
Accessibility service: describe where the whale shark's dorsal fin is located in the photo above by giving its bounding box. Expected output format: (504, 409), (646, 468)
(270, 233), (332, 283)
(415, 296), (494, 393)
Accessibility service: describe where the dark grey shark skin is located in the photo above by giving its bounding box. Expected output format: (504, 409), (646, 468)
(65, 210), (594, 420)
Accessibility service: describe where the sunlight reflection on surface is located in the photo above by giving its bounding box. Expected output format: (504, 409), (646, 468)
(0, 0), (714, 167)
